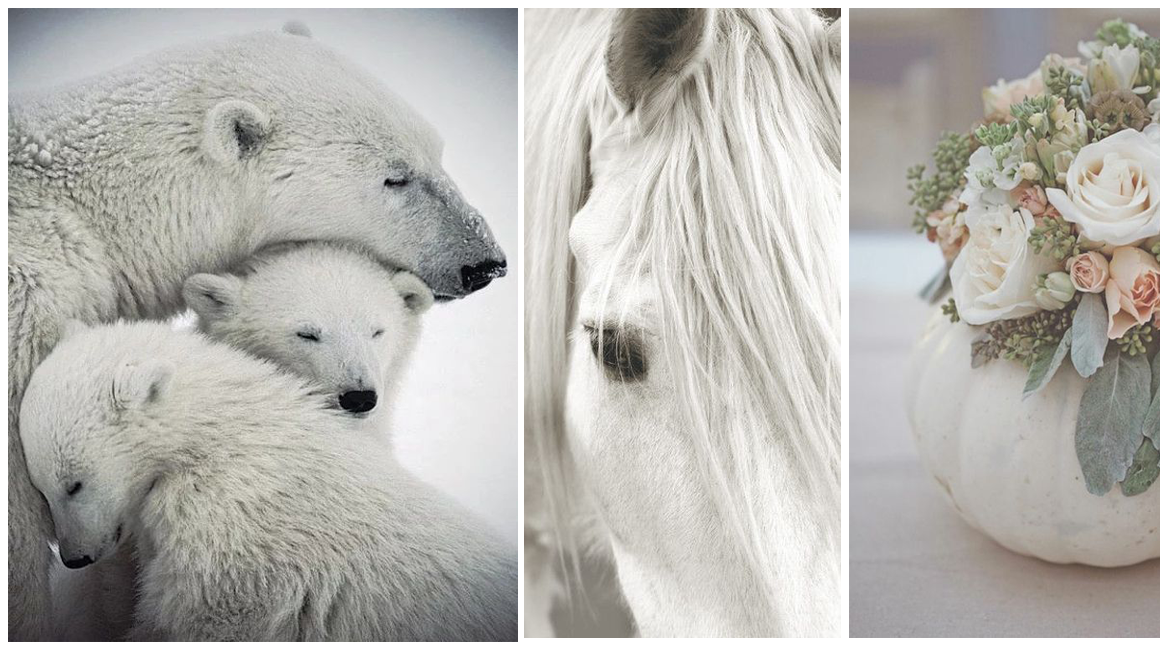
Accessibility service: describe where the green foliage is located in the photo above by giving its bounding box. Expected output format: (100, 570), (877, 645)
(1121, 439), (1160, 496)
(973, 122), (1017, 148)
(1044, 65), (1086, 112)
(1072, 293), (1110, 378)
(907, 131), (972, 232)
(941, 298), (960, 324)
(1117, 323), (1156, 357)
(1028, 214), (1081, 261)
(1094, 19), (1141, 48)
(1023, 328), (1073, 398)
(1091, 19), (1160, 103)
(971, 304), (1078, 368)
(1075, 347), (1151, 496)
(1010, 95), (1056, 138)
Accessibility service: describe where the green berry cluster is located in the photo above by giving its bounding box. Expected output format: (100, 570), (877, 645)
(972, 305), (1078, 368)
(1117, 323), (1156, 357)
(1028, 214), (1081, 261)
(907, 131), (972, 232)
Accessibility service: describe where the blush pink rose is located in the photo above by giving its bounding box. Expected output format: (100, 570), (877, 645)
(1105, 246), (1160, 339)
(1067, 251), (1111, 293)
(1014, 182), (1050, 217)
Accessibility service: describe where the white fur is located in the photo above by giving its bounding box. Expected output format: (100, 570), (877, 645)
(186, 244), (433, 432)
(21, 321), (517, 641)
(525, 9), (841, 637)
(8, 27), (503, 638)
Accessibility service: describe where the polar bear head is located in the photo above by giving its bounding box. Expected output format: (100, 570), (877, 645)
(20, 323), (176, 569)
(183, 245), (432, 418)
(196, 26), (506, 300)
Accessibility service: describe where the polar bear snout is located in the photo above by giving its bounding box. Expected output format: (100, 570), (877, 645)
(338, 389), (377, 414)
(461, 259), (508, 294)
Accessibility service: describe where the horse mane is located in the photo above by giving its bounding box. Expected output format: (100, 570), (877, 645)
(525, 8), (840, 629)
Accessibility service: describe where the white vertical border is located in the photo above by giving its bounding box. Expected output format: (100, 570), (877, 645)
(839, 7), (851, 641)
(516, 5), (527, 642)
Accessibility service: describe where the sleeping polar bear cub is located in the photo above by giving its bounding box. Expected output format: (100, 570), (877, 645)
(184, 244), (433, 432)
(22, 321), (517, 640)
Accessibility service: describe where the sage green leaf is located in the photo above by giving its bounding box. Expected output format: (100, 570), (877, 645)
(1121, 440), (1160, 497)
(1144, 351), (1160, 451)
(1151, 350), (1160, 397)
(1075, 348), (1151, 495)
(1071, 293), (1108, 378)
(1023, 329), (1072, 399)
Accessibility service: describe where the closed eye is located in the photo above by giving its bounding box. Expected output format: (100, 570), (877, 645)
(584, 324), (647, 382)
(384, 176), (409, 188)
(296, 331), (321, 342)
(372, 329), (385, 339)
(66, 481), (83, 497)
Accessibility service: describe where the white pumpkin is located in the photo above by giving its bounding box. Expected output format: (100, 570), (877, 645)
(905, 306), (1160, 567)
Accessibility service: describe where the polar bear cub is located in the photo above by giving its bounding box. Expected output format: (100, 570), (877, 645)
(184, 244), (432, 431)
(20, 321), (517, 641)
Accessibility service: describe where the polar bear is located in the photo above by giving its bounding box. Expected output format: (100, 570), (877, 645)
(183, 244), (432, 431)
(8, 25), (504, 637)
(21, 321), (517, 641)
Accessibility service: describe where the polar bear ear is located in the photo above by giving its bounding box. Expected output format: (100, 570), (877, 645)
(183, 274), (242, 322)
(606, 9), (715, 111)
(112, 360), (173, 411)
(203, 100), (270, 164)
(392, 272), (434, 315)
(282, 20), (312, 38)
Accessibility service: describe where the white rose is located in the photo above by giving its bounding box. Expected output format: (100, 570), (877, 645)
(1045, 128), (1160, 246)
(950, 205), (1063, 324)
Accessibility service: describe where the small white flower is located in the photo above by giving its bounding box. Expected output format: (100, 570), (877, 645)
(1088, 44), (1140, 94)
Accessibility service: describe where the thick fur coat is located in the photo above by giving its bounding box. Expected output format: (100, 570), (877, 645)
(21, 322), (517, 641)
(8, 25), (503, 638)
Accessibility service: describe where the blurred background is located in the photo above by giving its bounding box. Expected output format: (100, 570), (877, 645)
(850, 8), (1160, 637)
(9, 9), (518, 546)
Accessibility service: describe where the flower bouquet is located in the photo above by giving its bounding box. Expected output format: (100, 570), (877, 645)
(905, 19), (1160, 566)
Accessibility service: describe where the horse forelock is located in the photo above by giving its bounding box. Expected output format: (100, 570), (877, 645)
(526, 8), (841, 635)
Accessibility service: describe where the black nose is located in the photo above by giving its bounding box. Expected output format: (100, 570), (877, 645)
(62, 555), (94, 570)
(338, 390), (377, 413)
(460, 259), (507, 293)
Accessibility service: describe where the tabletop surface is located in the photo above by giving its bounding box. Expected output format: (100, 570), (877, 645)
(849, 232), (1160, 638)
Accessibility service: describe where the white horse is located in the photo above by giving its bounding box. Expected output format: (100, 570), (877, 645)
(524, 9), (842, 637)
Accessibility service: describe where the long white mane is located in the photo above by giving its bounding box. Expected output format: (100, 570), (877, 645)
(525, 8), (841, 627)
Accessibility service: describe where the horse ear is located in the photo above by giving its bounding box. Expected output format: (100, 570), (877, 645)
(825, 17), (841, 62)
(605, 9), (714, 111)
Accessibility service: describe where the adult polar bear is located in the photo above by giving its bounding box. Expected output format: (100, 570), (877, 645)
(8, 24), (505, 639)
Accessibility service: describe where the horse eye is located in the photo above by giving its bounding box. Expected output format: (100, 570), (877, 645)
(296, 331), (321, 342)
(372, 329), (385, 339)
(384, 176), (409, 188)
(586, 326), (647, 382)
(66, 481), (83, 497)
